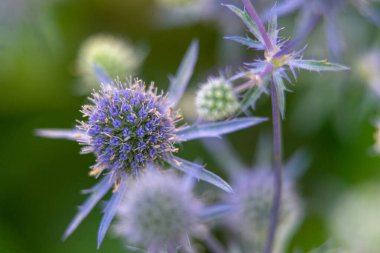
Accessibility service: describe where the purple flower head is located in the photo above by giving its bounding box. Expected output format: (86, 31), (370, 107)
(79, 79), (180, 178)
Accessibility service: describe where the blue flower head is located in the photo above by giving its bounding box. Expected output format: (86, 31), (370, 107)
(79, 79), (181, 180)
(36, 40), (267, 248)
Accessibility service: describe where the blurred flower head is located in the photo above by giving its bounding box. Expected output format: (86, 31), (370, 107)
(357, 49), (380, 97)
(329, 182), (380, 252)
(77, 34), (145, 92)
(225, 169), (302, 253)
(195, 77), (239, 121)
(114, 171), (202, 251)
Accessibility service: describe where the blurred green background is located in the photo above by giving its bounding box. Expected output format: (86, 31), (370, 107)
(1, 0), (380, 252)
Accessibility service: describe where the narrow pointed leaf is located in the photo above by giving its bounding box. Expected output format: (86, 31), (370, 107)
(167, 156), (233, 193)
(267, 11), (278, 43)
(272, 71), (287, 118)
(97, 180), (128, 248)
(176, 117), (267, 141)
(224, 36), (264, 50)
(199, 204), (233, 221)
(63, 175), (113, 240)
(36, 129), (89, 142)
(202, 138), (247, 174)
(288, 59), (349, 72)
(223, 4), (264, 45)
(167, 40), (198, 106)
(284, 149), (311, 180)
(263, 0), (304, 20)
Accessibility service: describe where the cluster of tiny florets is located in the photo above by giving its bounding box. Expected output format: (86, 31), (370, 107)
(77, 34), (143, 91)
(78, 79), (181, 176)
(195, 77), (239, 121)
(115, 172), (202, 249)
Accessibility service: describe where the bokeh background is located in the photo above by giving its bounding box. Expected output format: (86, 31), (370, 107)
(1, 0), (380, 252)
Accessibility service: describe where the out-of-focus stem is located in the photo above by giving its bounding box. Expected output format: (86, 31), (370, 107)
(263, 77), (283, 253)
(203, 231), (226, 253)
(242, 0), (274, 51)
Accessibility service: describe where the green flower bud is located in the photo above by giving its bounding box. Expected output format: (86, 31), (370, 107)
(195, 77), (239, 121)
(77, 34), (145, 92)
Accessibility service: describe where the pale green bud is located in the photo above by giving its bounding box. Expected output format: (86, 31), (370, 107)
(195, 77), (239, 121)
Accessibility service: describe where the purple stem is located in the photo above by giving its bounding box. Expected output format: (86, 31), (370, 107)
(242, 0), (274, 52)
(263, 77), (283, 253)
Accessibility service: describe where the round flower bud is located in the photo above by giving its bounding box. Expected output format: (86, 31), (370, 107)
(195, 78), (239, 121)
(114, 172), (202, 251)
(225, 170), (302, 253)
(77, 34), (144, 92)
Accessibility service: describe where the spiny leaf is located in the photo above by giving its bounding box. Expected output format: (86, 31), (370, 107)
(288, 59), (349, 72)
(168, 40), (199, 106)
(176, 117), (267, 141)
(225, 36), (264, 50)
(223, 4), (264, 46)
(97, 179), (128, 249)
(167, 156), (233, 193)
(63, 175), (113, 240)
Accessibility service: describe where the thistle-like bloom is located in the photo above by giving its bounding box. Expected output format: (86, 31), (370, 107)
(77, 34), (145, 92)
(114, 171), (202, 252)
(203, 138), (304, 253)
(226, 170), (301, 253)
(195, 77), (239, 121)
(37, 41), (266, 247)
(225, 2), (348, 117)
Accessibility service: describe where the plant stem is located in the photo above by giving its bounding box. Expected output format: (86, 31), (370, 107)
(242, 0), (274, 51)
(263, 77), (283, 253)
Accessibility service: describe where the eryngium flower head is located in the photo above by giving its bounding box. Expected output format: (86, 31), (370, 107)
(226, 169), (302, 253)
(79, 79), (180, 178)
(195, 77), (239, 121)
(77, 34), (144, 91)
(115, 172), (202, 251)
